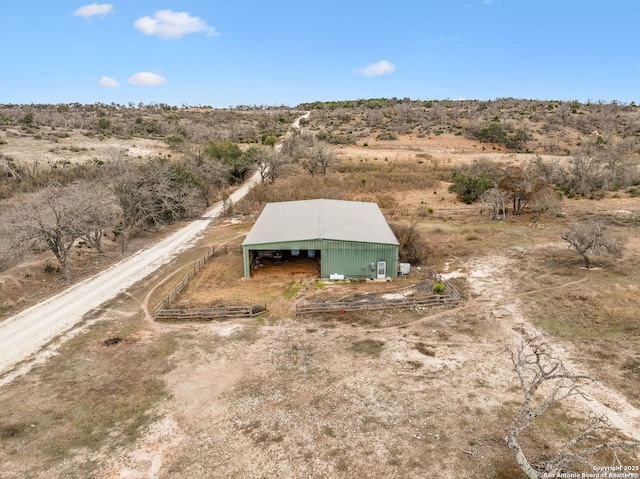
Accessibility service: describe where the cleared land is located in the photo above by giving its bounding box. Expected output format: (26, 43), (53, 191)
(1, 128), (639, 478)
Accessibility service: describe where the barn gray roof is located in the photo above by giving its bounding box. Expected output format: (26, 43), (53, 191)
(242, 199), (399, 246)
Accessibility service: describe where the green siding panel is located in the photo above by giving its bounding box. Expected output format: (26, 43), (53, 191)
(321, 240), (398, 279)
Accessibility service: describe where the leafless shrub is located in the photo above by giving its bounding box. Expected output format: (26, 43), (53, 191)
(389, 221), (429, 265)
(560, 220), (622, 268)
(480, 187), (510, 220)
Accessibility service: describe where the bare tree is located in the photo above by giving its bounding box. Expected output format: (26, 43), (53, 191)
(389, 221), (429, 264)
(0, 156), (23, 182)
(249, 145), (278, 184)
(306, 141), (335, 176)
(104, 158), (203, 253)
(9, 182), (107, 279)
(602, 139), (639, 189)
(506, 337), (638, 479)
(183, 152), (228, 206)
(480, 187), (510, 220)
(560, 221), (621, 269)
(565, 145), (609, 197)
(279, 129), (313, 160)
(530, 184), (562, 216)
(76, 183), (117, 252)
(0, 208), (22, 271)
(261, 147), (291, 184)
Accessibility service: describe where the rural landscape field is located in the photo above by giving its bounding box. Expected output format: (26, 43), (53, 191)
(1, 99), (639, 478)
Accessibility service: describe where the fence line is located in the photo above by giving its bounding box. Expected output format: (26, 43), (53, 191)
(430, 269), (461, 301)
(155, 246), (459, 320)
(153, 244), (263, 321)
(154, 246), (216, 315)
(155, 304), (266, 322)
(295, 269), (461, 315)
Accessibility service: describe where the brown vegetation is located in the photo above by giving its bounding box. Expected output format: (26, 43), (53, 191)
(1, 99), (639, 477)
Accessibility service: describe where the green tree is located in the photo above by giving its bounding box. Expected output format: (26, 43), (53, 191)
(449, 170), (495, 204)
(477, 122), (508, 144)
(204, 141), (255, 183)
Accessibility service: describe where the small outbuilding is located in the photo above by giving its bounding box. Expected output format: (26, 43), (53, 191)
(242, 199), (399, 279)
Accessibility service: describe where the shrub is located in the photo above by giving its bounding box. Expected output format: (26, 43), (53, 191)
(628, 187), (640, 198)
(448, 170), (494, 204)
(432, 282), (446, 295)
(417, 206), (434, 218)
(44, 262), (57, 273)
(390, 222), (429, 265)
(351, 340), (385, 357)
(262, 135), (277, 146)
(376, 131), (397, 141)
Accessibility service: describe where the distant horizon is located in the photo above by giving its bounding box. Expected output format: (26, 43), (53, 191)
(2, 1), (638, 107)
(2, 96), (638, 110)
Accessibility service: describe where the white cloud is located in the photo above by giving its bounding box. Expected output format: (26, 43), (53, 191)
(353, 60), (396, 77)
(73, 3), (113, 19)
(134, 10), (217, 39)
(98, 76), (119, 88)
(128, 72), (167, 86)
(483, 0), (495, 5)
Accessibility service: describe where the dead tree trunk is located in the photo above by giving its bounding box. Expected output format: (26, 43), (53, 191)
(505, 337), (638, 478)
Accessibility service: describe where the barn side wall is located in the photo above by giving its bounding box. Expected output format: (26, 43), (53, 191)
(321, 240), (398, 279)
(242, 239), (398, 279)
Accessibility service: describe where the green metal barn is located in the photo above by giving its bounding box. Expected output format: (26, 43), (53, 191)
(242, 199), (399, 279)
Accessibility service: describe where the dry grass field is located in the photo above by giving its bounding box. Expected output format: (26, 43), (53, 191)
(1, 125), (640, 477)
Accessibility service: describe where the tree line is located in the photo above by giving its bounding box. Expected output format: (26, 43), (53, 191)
(298, 97), (640, 153)
(0, 128), (335, 279)
(449, 136), (640, 214)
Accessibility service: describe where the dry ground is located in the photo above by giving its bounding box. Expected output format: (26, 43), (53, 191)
(335, 132), (572, 168)
(1, 133), (639, 478)
(0, 126), (171, 166)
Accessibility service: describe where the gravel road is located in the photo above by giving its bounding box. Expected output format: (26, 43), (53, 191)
(0, 161), (262, 378)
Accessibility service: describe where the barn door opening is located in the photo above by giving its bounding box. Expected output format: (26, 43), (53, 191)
(376, 261), (387, 279)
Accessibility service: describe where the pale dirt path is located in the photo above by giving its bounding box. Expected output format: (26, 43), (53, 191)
(0, 114), (309, 382)
(463, 253), (640, 442)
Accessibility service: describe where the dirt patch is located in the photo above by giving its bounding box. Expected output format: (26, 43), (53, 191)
(250, 256), (320, 280)
(1, 127), (171, 165)
(336, 133), (570, 167)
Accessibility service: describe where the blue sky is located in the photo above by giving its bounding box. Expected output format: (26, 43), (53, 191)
(1, 1), (638, 107)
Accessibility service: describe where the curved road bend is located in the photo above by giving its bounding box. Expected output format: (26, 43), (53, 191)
(0, 113), (309, 378)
